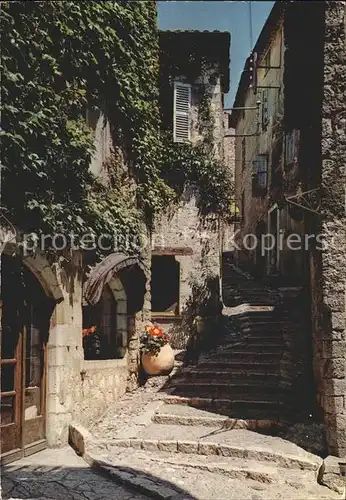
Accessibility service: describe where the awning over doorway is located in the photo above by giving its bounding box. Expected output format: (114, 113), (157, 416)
(83, 253), (147, 312)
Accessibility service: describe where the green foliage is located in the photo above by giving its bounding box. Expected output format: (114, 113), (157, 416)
(161, 135), (234, 220)
(1, 1), (161, 246)
(1, 1), (233, 255)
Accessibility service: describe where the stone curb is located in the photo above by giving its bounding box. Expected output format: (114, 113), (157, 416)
(69, 422), (191, 500)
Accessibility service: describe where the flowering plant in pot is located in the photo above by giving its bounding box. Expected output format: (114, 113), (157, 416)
(140, 324), (174, 375)
(82, 325), (101, 359)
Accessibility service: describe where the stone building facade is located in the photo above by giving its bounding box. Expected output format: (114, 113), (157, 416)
(152, 31), (230, 345)
(1, 110), (151, 457)
(230, 3), (288, 279)
(0, 28), (231, 462)
(231, 1), (346, 457)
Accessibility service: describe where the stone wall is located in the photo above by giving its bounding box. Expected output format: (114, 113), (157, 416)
(310, 1), (346, 457)
(70, 358), (128, 429)
(222, 115), (236, 253)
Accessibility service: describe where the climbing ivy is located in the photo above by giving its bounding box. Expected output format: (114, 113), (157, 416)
(1, 1), (233, 254)
(160, 135), (233, 219)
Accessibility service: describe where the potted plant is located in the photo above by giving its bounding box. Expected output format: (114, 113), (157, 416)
(82, 325), (101, 359)
(140, 324), (174, 376)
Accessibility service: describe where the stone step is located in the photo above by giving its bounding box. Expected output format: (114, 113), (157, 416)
(197, 359), (281, 372)
(170, 380), (288, 396)
(237, 320), (285, 328)
(94, 446), (332, 496)
(104, 425), (322, 472)
(243, 337), (284, 345)
(241, 331), (286, 339)
(223, 344), (284, 353)
(163, 395), (291, 416)
(207, 350), (283, 361)
(238, 322), (294, 330)
(232, 311), (286, 319)
(152, 403), (281, 431)
(103, 446), (280, 483)
(181, 369), (281, 382)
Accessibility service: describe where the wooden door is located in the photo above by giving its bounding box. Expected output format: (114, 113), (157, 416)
(1, 257), (24, 461)
(1, 256), (49, 464)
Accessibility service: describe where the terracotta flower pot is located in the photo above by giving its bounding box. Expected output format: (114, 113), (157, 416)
(142, 343), (174, 376)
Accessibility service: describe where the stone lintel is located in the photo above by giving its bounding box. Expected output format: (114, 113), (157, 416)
(152, 246), (193, 256)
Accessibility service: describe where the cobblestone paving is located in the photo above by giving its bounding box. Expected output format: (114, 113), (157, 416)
(1, 447), (147, 500)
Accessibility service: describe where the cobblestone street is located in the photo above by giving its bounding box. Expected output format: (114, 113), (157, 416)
(1, 448), (147, 500)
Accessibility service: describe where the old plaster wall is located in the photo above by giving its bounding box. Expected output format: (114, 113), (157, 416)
(310, 1), (346, 457)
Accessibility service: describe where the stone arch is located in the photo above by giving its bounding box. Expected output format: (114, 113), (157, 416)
(23, 254), (64, 303)
(1, 243), (64, 304)
(82, 276), (128, 359)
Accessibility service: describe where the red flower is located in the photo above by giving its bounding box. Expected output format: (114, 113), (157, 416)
(82, 326), (97, 337)
(151, 326), (163, 337)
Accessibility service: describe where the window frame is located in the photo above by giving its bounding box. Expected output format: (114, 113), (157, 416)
(261, 88), (269, 129)
(284, 129), (300, 168)
(252, 154), (269, 194)
(151, 255), (181, 318)
(263, 49), (271, 76)
(173, 81), (191, 143)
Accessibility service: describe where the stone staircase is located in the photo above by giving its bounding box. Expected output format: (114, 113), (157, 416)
(77, 255), (340, 499)
(159, 255), (316, 428)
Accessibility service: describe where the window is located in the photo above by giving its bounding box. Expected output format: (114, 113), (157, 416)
(151, 256), (180, 316)
(252, 154), (268, 193)
(173, 82), (191, 143)
(83, 284), (123, 360)
(285, 129), (300, 167)
(241, 138), (246, 171)
(263, 49), (271, 75)
(261, 88), (269, 129)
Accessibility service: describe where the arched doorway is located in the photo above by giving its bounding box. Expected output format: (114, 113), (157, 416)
(1, 255), (54, 463)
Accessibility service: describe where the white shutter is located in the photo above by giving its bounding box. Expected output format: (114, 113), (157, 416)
(173, 82), (191, 142)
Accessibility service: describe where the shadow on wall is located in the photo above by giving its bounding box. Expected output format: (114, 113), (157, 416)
(169, 273), (223, 359)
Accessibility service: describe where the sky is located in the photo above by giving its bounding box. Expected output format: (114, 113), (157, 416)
(158, 1), (274, 107)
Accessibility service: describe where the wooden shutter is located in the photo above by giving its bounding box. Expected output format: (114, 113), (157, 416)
(285, 129), (300, 166)
(261, 88), (269, 129)
(173, 82), (191, 142)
